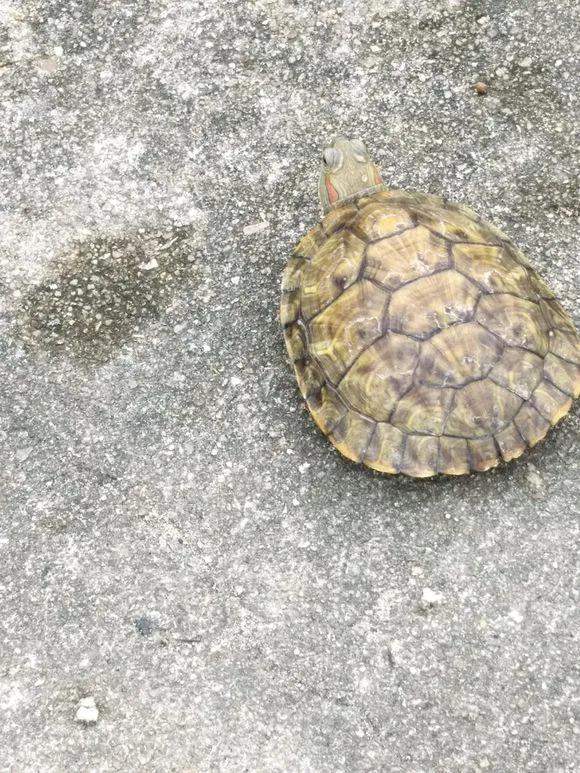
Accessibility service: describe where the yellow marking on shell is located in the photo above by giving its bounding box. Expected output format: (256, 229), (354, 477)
(495, 422), (527, 462)
(549, 329), (580, 366)
(489, 347), (543, 399)
(283, 322), (306, 362)
(531, 380), (572, 425)
(307, 279), (387, 384)
(389, 270), (480, 338)
(400, 435), (439, 478)
(280, 290), (301, 326)
(438, 437), (470, 475)
(540, 298), (576, 333)
(329, 412), (376, 463)
(321, 205), (358, 235)
(281, 256), (304, 293)
(444, 379), (522, 438)
(293, 225), (324, 259)
(364, 422), (405, 474)
(352, 202), (414, 241)
(514, 404), (550, 447)
(544, 352), (580, 398)
(453, 243), (533, 297)
(300, 230), (366, 320)
(416, 322), (502, 387)
(467, 436), (500, 472)
(294, 356), (325, 399)
(307, 385), (347, 435)
(476, 294), (549, 356)
(391, 385), (455, 436)
(338, 333), (419, 421)
(364, 225), (449, 290)
(413, 204), (499, 244)
(356, 189), (426, 208)
(527, 269), (555, 299)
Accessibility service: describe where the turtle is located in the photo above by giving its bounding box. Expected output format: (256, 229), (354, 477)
(280, 136), (580, 477)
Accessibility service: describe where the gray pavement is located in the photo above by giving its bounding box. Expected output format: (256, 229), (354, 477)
(0, 1), (578, 770)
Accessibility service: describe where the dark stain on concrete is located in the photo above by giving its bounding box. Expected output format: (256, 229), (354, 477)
(18, 227), (201, 365)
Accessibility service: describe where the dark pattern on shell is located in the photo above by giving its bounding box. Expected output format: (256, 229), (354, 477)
(282, 189), (580, 477)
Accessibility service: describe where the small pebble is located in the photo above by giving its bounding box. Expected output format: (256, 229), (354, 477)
(75, 696), (99, 724)
(473, 81), (489, 95)
(243, 221), (269, 236)
(420, 587), (444, 609)
(139, 257), (158, 271)
(508, 609), (524, 624)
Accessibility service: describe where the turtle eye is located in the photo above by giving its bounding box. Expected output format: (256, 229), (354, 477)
(350, 138), (367, 162)
(322, 148), (342, 169)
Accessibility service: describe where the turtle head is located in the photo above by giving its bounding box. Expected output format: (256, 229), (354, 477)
(318, 136), (384, 213)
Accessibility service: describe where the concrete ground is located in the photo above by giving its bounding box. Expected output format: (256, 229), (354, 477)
(0, 0), (578, 770)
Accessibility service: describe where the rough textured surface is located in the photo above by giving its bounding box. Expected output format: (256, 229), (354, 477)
(0, 0), (578, 770)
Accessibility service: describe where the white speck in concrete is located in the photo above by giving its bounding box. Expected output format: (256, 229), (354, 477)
(508, 609), (524, 624)
(420, 587), (444, 609)
(243, 221), (270, 236)
(139, 257), (159, 271)
(75, 696), (99, 724)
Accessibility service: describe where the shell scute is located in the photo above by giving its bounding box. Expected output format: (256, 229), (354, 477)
(389, 269), (480, 338)
(467, 436), (500, 472)
(364, 422), (405, 474)
(321, 205), (358, 235)
(514, 404), (551, 447)
(549, 329), (580, 366)
(391, 385), (455, 436)
(352, 202), (414, 241)
(444, 380), (522, 438)
(488, 347), (543, 399)
(453, 243), (533, 298)
(329, 412), (376, 463)
(543, 352), (579, 398)
(307, 385), (347, 435)
(364, 225), (449, 290)
(531, 380), (572, 425)
(300, 230), (366, 320)
(307, 279), (387, 384)
(495, 422), (527, 462)
(416, 322), (502, 387)
(293, 225), (324, 260)
(438, 436), (470, 475)
(338, 333), (419, 421)
(476, 294), (549, 356)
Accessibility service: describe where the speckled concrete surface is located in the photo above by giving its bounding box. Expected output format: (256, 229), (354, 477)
(0, 1), (578, 771)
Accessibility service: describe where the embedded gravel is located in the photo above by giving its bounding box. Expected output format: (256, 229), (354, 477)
(0, 1), (578, 771)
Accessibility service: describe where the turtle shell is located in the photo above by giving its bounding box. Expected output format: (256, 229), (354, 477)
(281, 189), (580, 477)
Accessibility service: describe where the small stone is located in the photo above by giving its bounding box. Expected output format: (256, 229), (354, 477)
(37, 57), (59, 74)
(420, 587), (444, 609)
(16, 447), (32, 462)
(525, 464), (545, 499)
(243, 221), (269, 236)
(75, 696), (99, 724)
(298, 461), (310, 474)
(518, 57), (533, 69)
(139, 257), (158, 271)
(473, 81), (489, 95)
(508, 609), (524, 624)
